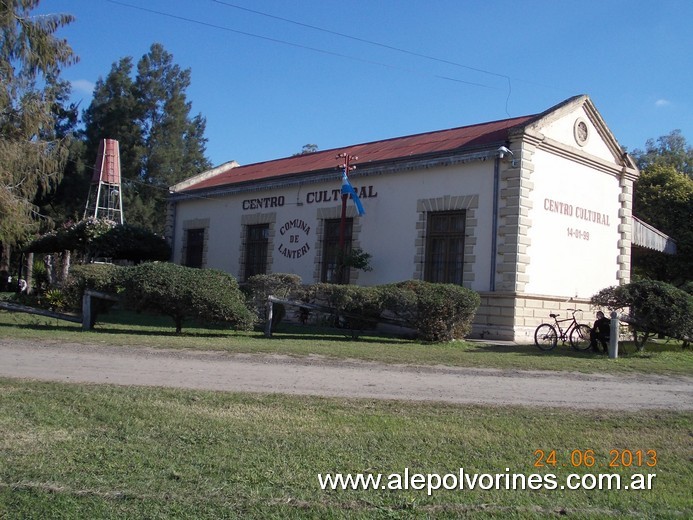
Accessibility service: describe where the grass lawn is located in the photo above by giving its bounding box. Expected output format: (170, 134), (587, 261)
(1, 379), (691, 519)
(1, 302), (691, 518)
(1, 305), (691, 376)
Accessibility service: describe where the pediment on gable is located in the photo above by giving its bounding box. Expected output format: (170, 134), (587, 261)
(511, 95), (637, 173)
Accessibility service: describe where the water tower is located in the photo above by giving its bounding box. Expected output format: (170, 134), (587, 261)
(84, 138), (124, 224)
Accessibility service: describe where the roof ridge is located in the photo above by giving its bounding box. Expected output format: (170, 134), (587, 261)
(226, 112), (538, 171)
(179, 105), (559, 193)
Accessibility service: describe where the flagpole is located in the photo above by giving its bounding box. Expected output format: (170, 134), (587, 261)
(336, 153), (357, 284)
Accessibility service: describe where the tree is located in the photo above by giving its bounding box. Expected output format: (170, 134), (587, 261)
(294, 143), (318, 155)
(0, 0), (77, 265)
(81, 57), (147, 225)
(134, 44), (211, 232)
(632, 165), (693, 285)
(631, 131), (693, 286)
(591, 280), (692, 350)
(80, 44), (211, 233)
(35, 76), (83, 223)
(82, 58), (145, 179)
(26, 218), (170, 264)
(631, 130), (692, 178)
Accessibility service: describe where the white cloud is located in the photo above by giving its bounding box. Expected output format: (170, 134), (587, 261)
(655, 99), (671, 107)
(71, 79), (95, 96)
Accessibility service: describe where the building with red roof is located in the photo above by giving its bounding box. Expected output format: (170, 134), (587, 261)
(167, 95), (645, 341)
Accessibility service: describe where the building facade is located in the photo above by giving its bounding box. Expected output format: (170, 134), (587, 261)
(167, 95), (640, 341)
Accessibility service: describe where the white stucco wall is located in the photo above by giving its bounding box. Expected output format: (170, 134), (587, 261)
(173, 159), (497, 289)
(540, 106), (615, 162)
(525, 149), (621, 299)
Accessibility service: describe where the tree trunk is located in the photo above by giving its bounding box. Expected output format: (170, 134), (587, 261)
(0, 242), (10, 291)
(25, 253), (34, 294)
(61, 250), (71, 285)
(0, 242), (10, 272)
(45, 254), (54, 286)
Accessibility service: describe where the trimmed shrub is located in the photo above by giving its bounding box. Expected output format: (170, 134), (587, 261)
(121, 262), (256, 333)
(62, 263), (121, 312)
(26, 218), (170, 263)
(244, 273), (302, 325)
(301, 283), (383, 329)
(591, 280), (692, 350)
(681, 281), (693, 296)
(299, 280), (480, 342)
(381, 281), (480, 342)
(93, 224), (171, 262)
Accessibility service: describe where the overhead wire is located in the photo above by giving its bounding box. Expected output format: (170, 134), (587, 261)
(211, 0), (515, 115)
(105, 0), (499, 91)
(211, 0), (512, 81)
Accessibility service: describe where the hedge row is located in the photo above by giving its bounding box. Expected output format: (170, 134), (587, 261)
(247, 274), (481, 342)
(66, 266), (480, 341)
(66, 263), (256, 333)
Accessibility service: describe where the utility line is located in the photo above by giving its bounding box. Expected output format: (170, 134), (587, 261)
(210, 0), (514, 114)
(212, 0), (510, 81)
(105, 0), (496, 90)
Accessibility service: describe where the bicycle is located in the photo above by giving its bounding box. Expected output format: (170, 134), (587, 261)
(534, 309), (592, 351)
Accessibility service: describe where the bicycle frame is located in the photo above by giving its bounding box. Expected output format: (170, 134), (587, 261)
(534, 309), (592, 352)
(550, 313), (580, 343)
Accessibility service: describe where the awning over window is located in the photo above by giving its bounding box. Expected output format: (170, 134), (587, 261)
(632, 216), (677, 254)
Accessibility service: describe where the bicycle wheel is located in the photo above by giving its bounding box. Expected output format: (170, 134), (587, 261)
(570, 324), (592, 351)
(534, 324), (558, 351)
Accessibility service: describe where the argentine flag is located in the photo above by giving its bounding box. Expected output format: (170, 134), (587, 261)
(341, 171), (366, 216)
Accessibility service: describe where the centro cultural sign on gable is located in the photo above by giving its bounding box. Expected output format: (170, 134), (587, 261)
(167, 95), (654, 342)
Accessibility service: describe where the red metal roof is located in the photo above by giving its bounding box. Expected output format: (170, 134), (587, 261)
(179, 114), (536, 192)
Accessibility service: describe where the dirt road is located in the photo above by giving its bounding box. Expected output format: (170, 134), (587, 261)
(1, 339), (691, 411)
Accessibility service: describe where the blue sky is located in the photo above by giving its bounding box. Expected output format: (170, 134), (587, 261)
(37, 0), (692, 168)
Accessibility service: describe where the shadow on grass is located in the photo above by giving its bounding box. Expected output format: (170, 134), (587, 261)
(0, 321), (82, 333)
(0, 320), (232, 339)
(467, 341), (685, 358)
(258, 332), (409, 345)
(253, 322), (412, 344)
(467, 342), (598, 358)
(0, 312), (408, 343)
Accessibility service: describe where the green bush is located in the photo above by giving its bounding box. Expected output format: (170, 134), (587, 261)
(244, 273), (302, 326)
(301, 283), (383, 330)
(26, 218), (170, 263)
(120, 262), (256, 333)
(382, 281), (480, 342)
(93, 224), (171, 262)
(591, 279), (692, 350)
(43, 289), (68, 311)
(62, 263), (121, 312)
(299, 280), (480, 342)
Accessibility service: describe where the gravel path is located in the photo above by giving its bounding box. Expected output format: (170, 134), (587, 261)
(1, 339), (691, 411)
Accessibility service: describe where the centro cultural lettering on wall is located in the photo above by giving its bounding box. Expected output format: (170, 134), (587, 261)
(543, 198), (611, 226)
(305, 185), (378, 204)
(277, 218), (311, 259)
(241, 185), (378, 211)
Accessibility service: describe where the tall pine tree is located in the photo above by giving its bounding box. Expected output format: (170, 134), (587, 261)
(81, 57), (148, 226)
(0, 0), (77, 270)
(81, 44), (211, 233)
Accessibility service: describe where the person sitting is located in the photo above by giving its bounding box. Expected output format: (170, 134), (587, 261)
(590, 311), (611, 354)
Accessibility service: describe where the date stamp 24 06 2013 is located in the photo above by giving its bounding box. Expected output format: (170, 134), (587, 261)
(533, 449), (657, 469)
